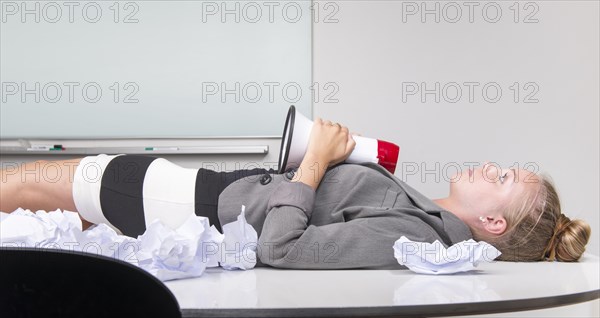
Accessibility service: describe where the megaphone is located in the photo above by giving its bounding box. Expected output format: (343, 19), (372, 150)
(277, 105), (400, 174)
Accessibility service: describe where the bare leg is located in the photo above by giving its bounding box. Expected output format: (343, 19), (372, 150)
(0, 158), (94, 229)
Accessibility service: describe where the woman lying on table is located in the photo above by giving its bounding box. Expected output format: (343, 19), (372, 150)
(0, 119), (591, 268)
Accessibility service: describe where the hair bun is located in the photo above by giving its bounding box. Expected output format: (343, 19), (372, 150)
(544, 214), (591, 262)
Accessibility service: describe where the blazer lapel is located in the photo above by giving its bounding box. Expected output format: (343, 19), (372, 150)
(359, 163), (472, 244)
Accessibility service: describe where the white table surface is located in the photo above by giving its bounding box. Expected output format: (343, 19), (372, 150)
(164, 254), (600, 317)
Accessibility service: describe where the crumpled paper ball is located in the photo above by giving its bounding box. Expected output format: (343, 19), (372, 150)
(1, 207), (258, 281)
(0, 208), (138, 263)
(219, 206), (258, 270)
(136, 214), (224, 281)
(393, 236), (501, 274)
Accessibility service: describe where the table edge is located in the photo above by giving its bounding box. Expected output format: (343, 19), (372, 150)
(181, 289), (600, 318)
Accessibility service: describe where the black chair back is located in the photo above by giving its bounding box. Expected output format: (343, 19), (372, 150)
(0, 247), (181, 318)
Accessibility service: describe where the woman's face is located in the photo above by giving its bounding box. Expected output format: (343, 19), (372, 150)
(449, 162), (539, 216)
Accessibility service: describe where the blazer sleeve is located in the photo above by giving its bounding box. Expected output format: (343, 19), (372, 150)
(257, 181), (434, 269)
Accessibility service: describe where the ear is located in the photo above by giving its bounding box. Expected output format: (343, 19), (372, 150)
(483, 216), (507, 235)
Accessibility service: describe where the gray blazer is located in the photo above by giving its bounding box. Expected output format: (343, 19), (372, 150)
(218, 162), (472, 269)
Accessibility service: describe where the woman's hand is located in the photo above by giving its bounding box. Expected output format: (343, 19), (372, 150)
(292, 118), (356, 190)
(305, 118), (356, 167)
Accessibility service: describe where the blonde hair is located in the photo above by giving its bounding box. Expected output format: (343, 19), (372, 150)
(474, 173), (591, 262)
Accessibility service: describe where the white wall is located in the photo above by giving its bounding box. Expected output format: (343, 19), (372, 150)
(312, 0), (599, 256)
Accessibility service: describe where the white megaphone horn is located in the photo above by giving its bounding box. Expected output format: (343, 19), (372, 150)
(278, 106), (400, 174)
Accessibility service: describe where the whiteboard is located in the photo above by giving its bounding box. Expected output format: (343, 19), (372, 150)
(0, 1), (312, 138)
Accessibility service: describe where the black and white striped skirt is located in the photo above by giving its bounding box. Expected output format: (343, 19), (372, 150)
(72, 154), (271, 237)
